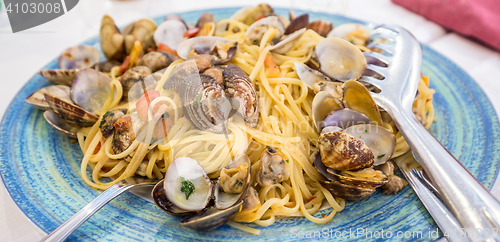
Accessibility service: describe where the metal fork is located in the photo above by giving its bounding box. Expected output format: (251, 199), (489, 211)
(361, 24), (500, 241)
(40, 177), (160, 242)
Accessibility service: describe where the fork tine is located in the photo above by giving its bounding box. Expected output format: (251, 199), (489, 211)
(363, 51), (393, 64)
(359, 76), (384, 88)
(366, 64), (388, 77)
(368, 33), (396, 43)
(366, 43), (395, 53)
(373, 24), (401, 34)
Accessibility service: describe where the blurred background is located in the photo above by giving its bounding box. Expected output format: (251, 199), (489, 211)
(0, 0), (499, 241)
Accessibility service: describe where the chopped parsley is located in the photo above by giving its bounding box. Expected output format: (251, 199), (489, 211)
(349, 39), (354, 44)
(286, 159), (289, 163)
(99, 120), (106, 128)
(312, 205), (314, 208)
(180, 176), (195, 200)
(364, 129), (368, 133)
(377, 154), (386, 159)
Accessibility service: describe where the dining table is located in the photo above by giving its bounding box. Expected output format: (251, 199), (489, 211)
(0, 0), (499, 241)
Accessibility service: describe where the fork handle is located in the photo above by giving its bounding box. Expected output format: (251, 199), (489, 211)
(391, 108), (500, 241)
(40, 183), (133, 242)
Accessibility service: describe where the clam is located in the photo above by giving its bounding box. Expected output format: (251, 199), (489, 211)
(285, 14), (308, 35)
(39, 45), (100, 86)
(99, 108), (128, 138)
(91, 60), (121, 73)
(320, 108), (372, 130)
(343, 80), (383, 124)
(100, 15), (125, 61)
(231, 4), (274, 25)
(315, 37), (367, 81)
(327, 23), (371, 46)
(153, 155), (251, 230)
(328, 168), (388, 188)
(44, 93), (98, 127)
(70, 69), (112, 114)
(112, 114), (142, 155)
(245, 16), (285, 45)
(203, 67), (224, 85)
(122, 18), (157, 54)
(307, 20), (333, 37)
(120, 66), (152, 102)
(138, 51), (179, 72)
(43, 110), (79, 138)
(270, 28), (306, 54)
(177, 36), (238, 64)
(223, 65), (259, 128)
(154, 19), (187, 51)
(195, 12), (216, 37)
(180, 74), (232, 133)
(295, 62), (345, 99)
(311, 91), (343, 132)
(319, 131), (374, 171)
(25, 85), (72, 110)
(314, 152), (376, 201)
(196, 12), (215, 28)
(343, 124), (396, 166)
(257, 147), (287, 187)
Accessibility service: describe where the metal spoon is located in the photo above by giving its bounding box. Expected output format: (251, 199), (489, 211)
(40, 177), (160, 242)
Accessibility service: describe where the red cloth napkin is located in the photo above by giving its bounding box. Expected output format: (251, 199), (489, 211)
(392, 0), (500, 50)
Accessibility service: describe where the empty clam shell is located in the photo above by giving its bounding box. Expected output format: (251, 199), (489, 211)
(25, 85), (71, 110)
(38, 69), (78, 86)
(343, 80), (383, 124)
(321, 108), (372, 130)
(43, 110), (78, 138)
(154, 19), (187, 51)
(311, 91), (343, 132)
(343, 124), (396, 166)
(245, 16), (285, 45)
(70, 69), (112, 115)
(223, 65), (259, 127)
(294, 62), (332, 89)
(270, 28), (306, 54)
(58, 45), (100, 70)
(316, 37), (367, 81)
(44, 93), (98, 127)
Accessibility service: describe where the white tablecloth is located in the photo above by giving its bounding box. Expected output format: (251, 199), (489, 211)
(0, 0), (499, 241)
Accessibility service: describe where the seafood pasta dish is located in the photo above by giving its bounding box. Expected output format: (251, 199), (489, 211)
(26, 3), (435, 234)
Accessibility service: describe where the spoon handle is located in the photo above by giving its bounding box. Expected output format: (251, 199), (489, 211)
(40, 182), (133, 242)
(390, 107), (500, 242)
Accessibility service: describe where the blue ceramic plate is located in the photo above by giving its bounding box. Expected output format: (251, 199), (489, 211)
(1, 8), (499, 242)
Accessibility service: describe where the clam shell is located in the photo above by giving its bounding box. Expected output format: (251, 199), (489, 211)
(318, 179), (375, 201)
(343, 80), (383, 124)
(138, 51), (179, 73)
(70, 69), (112, 115)
(307, 20), (332, 37)
(44, 93), (98, 127)
(152, 180), (196, 216)
(120, 66), (152, 102)
(231, 4), (273, 25)
(270, 28), (306, 54)
(223, 65), (259, 127)
(43, 110), (78, 138)
(38, 69), (78, 86)
(311, 91), (343, 132)
(316, 37), (366, 81)
(245, 16), (285, 45)
(154, 19), (187, 51)
(321, 108), (372, 130)
(177, 36), (238, 64)
(327, 168), (388, 188)
(122, 18), (157, 54)
(294, 62), (332, 90)
(343, 124), (396, 166)
(285, 14), (308, 35)
(25, 85), (71, 110)
(319, 131), (374, 171)
(91, 60), (121, 73)
(58, 45), (100, 70)
(196, 12), (215, 28)
(180, 201), (243, 231)
(100, 15), (125, 61)
(216, 154), (251, 210)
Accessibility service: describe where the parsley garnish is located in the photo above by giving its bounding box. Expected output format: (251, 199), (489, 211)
(364, 130), (368, 133)
(377, 154), (386, 159)
(286, 159), (289, 163)
(180, 176), (195, 200)
(312, 205), (314, 208)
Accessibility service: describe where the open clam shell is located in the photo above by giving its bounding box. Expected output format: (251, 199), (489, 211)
(70, 69), (112, 115)
(100, 15), (125, 61)
(270, 28), (306, 54)
(295, 62), (332, 90)
(343, 80), (383, 125)
(315, 37), (367, 81)
(122, 18), (157, 54)
(180, 201), (243, 231)
(311, 91), (343, 132)
(215, 154), (251, 210)
(343, 124), (396, 166)
(177, 36), (238, 64)
(245, 16), (285, 45)
(44, 93), (98, 127)
(154, 19), (187, 51)
(38, 69), (78, 86)
(25, 85), (71, 110)
(152, 180), (197, 217)
(285, 14), (308, 35)
(321, 108), (372, 130)
(43, 110), (78, 138)
(58, 45), (100, 70)
(223, 65), (259, 128)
